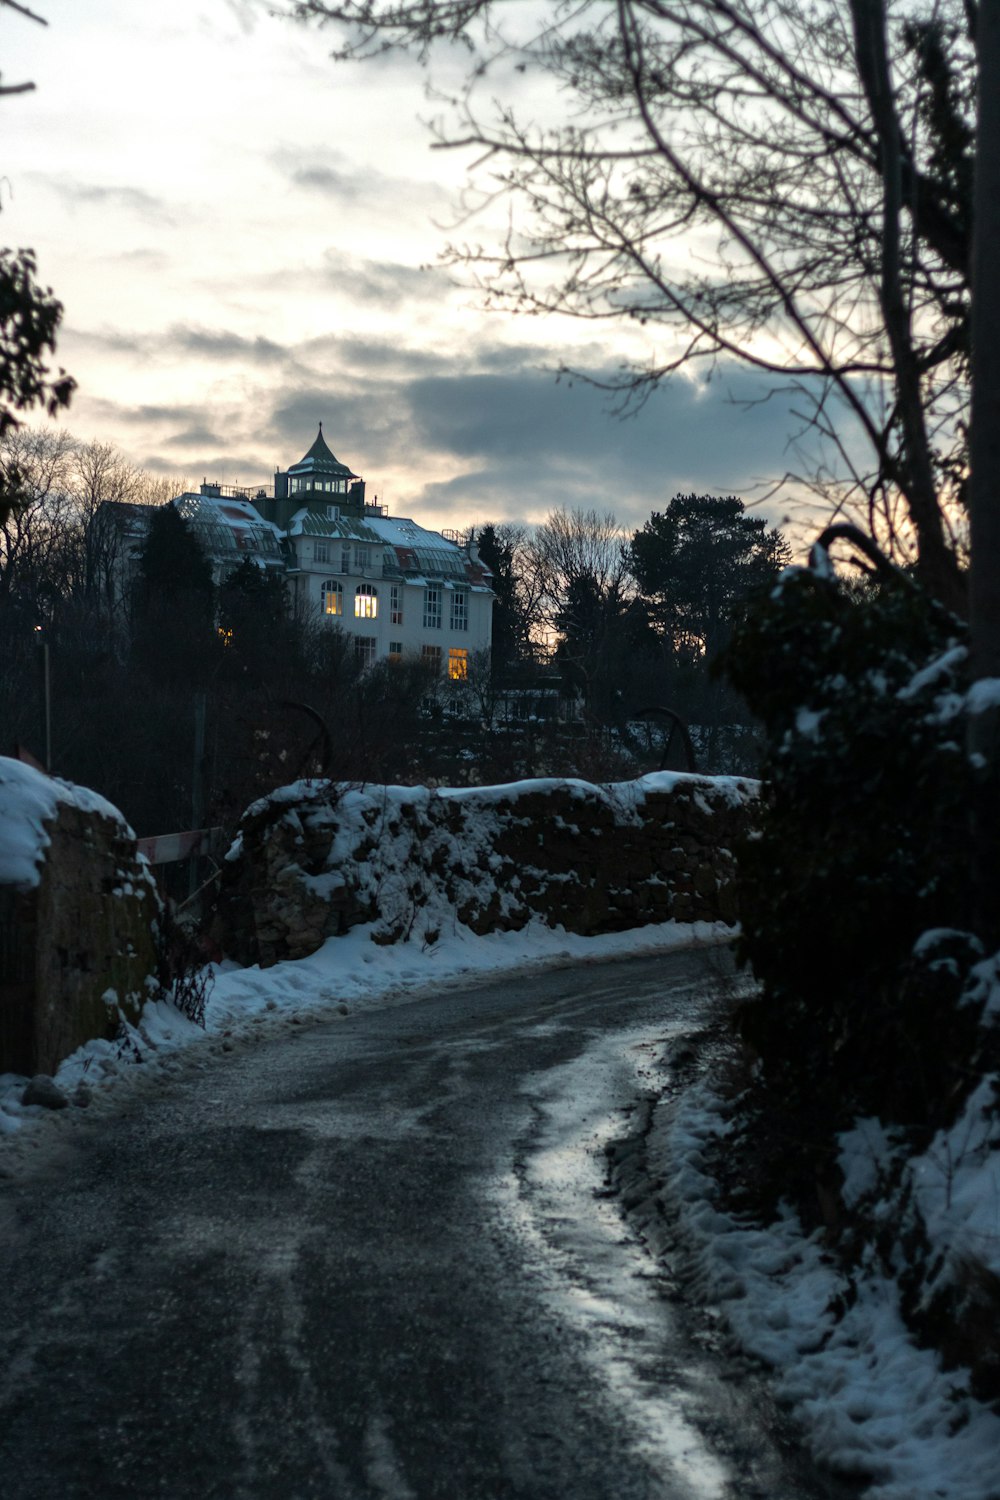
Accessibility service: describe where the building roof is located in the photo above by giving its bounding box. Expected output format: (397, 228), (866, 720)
(286, 424), (358, 481)
(174, 493), (284, 565)
(286, 507), (492, 588)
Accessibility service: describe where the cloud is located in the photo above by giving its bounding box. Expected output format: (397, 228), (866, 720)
(321, 255), (447, 307)
(268, 388), (405, 462)
(42, 179), (174, 223)
(397, 362), (847, 531)
(162, 424), (226, 448)
(167, 327), (286, 363)
(255, 251), (449, 308)
(272, 145), (450, 213)
(288, 165), (368, 202)
(101, 401), (211, 427)
(65, 328), (146, 355)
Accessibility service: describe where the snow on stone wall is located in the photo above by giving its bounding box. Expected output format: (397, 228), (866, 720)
(0, 758), (161, 1075)
(215, 772), (758, 968)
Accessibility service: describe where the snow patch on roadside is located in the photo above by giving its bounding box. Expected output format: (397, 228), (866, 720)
(661, 1084), (1000, 1500)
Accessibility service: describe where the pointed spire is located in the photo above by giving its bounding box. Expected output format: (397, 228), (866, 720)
(288, 425), (358, 480)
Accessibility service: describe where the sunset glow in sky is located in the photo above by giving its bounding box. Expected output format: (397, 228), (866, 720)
(5, 0), (824, 541)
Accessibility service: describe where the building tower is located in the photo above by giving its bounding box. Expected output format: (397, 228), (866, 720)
(258, 424), (368, 529)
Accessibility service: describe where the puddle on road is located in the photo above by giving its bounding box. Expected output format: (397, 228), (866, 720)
(489, 1022), (731, 1500)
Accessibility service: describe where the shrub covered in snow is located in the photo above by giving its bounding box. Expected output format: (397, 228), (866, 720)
(726, 569), (978, 1148)
(722, 565), (1000, 1411)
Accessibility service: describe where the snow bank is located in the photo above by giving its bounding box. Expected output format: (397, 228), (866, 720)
(0, 757), (131, 891)
(215, 771), (757, 967)
(662, 1082), (1000, 1500)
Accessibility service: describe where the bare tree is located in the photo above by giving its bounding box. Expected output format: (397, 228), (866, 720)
(529, 506), (629, 631)
(0, 425), (77, 612)
(474, 520), (547, 674)
(292, 0), (973, 608)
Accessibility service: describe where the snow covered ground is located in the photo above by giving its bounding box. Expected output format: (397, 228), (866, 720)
(660, 1067), (1000, 1500)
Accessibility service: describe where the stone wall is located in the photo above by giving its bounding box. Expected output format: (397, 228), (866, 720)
(0, 760), (161, 1075)
(214, 772), (758, 968)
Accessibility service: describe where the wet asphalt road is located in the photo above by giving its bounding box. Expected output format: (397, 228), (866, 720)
(0, 947), (839, 1500)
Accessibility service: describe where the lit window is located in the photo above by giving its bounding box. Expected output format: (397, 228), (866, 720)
(450, 590), (469, 632)
(421, 644), (442, 672)
(448, 648), (468, 681)
(390, 584), (403, 626)
(355, 635), (377, 669)
(314, 540), (330, 564)
(218, 626), (234, 647)
(321, 579), (343, 616)
(423, 586), (442, 629)
(355, 584), (378, 619)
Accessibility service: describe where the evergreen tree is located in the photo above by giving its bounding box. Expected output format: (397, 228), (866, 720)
(629, 496), (789, 663)
(132, 504), (216, 684)
(217, 557), (294, 687)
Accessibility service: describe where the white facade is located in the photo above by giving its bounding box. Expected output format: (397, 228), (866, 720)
(285, 509), (493, 679)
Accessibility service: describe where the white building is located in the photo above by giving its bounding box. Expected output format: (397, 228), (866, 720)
(170, 427), (494, 677)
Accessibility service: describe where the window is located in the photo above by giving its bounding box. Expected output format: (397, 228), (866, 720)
(423, 586), (442, 629)
(321, 579), (343, 616)
(354, 584), (378, 619)
(448, 648), (468, 681)
(450, 590), (469, 632)
(353, 545), (368, 573)
(421, 644), (442, 672)
(355, 635), (377, 669)
(390, 584), (403, 626)
(314, 540), (330, 564)
(339, 546), (351, 574)
(388, 640), (403, 661)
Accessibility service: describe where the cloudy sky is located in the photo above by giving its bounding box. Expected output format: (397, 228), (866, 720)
(5, 0), (833, 544)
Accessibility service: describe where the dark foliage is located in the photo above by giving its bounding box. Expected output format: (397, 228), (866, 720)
(630, 494), (790, 663)
(724, 566), (980, 1182)
(217, 558), (298, 687)
(0, 250), (75, 522)
(132, 505), (217, 684)
(475, 523), (522, 677)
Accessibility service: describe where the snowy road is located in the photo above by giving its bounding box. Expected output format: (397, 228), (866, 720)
(0, 948), (837, 1500)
